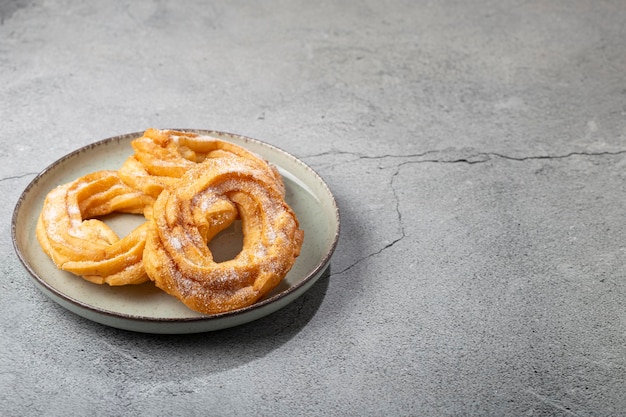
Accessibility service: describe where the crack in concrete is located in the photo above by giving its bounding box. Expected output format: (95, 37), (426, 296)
(0, 172), (38, 183)
(331, 163), (407, 277)
(325, 148), (626, 278)
(305, 148), (626, 166)
(333, 233), (405, 277)
(276, 293), (308, 334)
(489, 149), (626, 163)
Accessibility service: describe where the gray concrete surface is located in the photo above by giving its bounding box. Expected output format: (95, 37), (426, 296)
(2, 0), (626, 415)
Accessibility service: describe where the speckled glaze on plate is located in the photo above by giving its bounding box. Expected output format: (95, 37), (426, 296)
(11, 130), (340, 334)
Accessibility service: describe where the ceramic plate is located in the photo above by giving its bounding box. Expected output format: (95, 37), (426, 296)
(12, 130), (340, 334)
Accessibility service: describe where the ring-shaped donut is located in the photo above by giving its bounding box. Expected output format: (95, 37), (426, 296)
(119, 128), (285, 198)
(143, 156), (304, 314)
(36, 170), (155, 286)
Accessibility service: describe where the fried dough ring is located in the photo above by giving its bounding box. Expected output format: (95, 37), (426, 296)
(36, 170), (155, 286)
(119, 128), (284, 198)
(143, 156), (304, 314)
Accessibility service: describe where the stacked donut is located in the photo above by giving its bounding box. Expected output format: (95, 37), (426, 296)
(36, 129), (304, 314)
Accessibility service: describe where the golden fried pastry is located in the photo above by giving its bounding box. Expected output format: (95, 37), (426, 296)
(119, 128), (284, 198)
(36, 170), (155, 286)
(143, 156), (304, 314)
(35, 128), (304, 313)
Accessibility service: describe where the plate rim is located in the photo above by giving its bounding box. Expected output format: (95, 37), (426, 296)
(11, 129), (340, 331)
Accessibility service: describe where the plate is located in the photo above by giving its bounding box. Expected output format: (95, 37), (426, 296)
(11, 130), (340, 334)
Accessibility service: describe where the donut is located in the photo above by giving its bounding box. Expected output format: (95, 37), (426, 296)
(36, 170), (155, 286)
(142, 155), (304, 314)
(119, 128), (285, 198)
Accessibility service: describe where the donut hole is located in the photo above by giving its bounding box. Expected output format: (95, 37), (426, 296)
(97, 212), (147, 238)
(208, 220), (244, 263)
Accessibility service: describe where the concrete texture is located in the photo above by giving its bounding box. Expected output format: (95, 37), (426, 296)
(2, 0), (626, 415)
